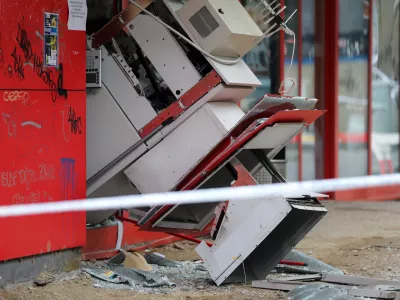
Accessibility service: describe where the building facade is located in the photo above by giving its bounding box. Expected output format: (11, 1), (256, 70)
(241, 0), (399, 200)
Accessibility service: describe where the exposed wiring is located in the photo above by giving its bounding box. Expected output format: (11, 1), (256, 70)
(278, 15), (297, 96)
(129, 0), (297, 94)
(241, 257), (247, 284)
(278, 33), (296, 95)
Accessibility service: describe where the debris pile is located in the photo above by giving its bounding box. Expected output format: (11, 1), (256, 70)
(80, 248), (400, 299)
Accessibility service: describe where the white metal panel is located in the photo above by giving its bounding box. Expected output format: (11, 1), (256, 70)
(209, 86), (256, 103)
(204, 102), (244, 134)
(86, 86), (147, 180)
(124, 108), (224, 193)
(245, 123), (305, 150)
(86, 140), (147, 196)
(211, 60), (262, 86)
(177, 0), (262, 58)
(160, 84), (235, 137)
(124, 102), (243, 193)
(86, 172), (140, 225)
(100, 47), (157, 129)
(128, 14), (201, 98)
(196, 195), (291, 285)
(162, 0), (261, 87)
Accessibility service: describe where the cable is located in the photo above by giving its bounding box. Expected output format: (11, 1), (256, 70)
(278, 33), (296, 95)
(241, 257), (247, 284)
(129, 0), (297, 93)
(278, 16), (297, 95)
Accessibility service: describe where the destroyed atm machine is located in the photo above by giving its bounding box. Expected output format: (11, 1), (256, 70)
(86, 0), (328, 285)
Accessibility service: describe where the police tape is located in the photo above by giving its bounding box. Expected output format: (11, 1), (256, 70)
(1, 173), (400, 218)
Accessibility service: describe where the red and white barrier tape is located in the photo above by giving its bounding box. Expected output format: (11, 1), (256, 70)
(0, 173), (400, 218)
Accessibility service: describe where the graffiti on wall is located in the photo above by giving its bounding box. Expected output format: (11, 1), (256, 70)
(0, 13), (84, 205)
(60, 158), (77, 200)
(0, 0), (86, 261)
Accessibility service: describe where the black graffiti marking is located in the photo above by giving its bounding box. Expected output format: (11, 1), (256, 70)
(33, 53), (67, 102)
(68, 106), (82, 135)
(0, 48), (4, 68)
(16, 18), (33, 63)
(11, 46), (24, 80)
(57, 63), (67, 100)
(15, 20), (67, 102)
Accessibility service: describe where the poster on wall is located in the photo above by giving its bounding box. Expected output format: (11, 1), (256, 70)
(67, 0), (88, 31)
(44, 12), (59, 67)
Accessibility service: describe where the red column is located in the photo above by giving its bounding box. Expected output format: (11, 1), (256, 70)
(314, 0), (339, 197)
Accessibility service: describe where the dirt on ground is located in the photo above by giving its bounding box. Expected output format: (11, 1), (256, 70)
(2, 201), (400, 300)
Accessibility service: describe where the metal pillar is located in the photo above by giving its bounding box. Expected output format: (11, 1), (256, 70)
(314, 0), (339, 198)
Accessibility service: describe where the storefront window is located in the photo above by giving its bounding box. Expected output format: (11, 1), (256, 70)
(338, 0), (369, 177)
(241, 1), (273, 113)
(282, 0), (300, 181)
(371, 0), (399, 174)
(301, 0), (317, 181)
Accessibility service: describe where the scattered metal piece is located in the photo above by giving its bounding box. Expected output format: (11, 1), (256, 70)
(107, 251), (126, 266)
(252, 280), (303, 291)
(275, 265), (320, 274)
(144, 253), (181, 267)
(284, 250), (344, 275)
(287, 283), (355, 300)
(83, 267), (129, 284)
(347, 288), (396, 299)
(110, 266), (176, 288)
(321, 274), (400, 287)
(274, 274), (323, 282)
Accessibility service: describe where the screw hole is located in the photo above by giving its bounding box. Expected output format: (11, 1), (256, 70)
(176, 90), (181, 95)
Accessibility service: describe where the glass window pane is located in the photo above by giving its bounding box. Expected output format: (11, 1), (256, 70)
(241, 1), (272, 113)
(372, 0), (399, 174)
(338, 0), (369, 177)
(284, 0), (300, 181)
(301, 0), (317, 180)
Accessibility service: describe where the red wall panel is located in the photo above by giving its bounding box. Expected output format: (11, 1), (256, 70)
(0, 0), (86, 261)
(0, 0), (86, 91)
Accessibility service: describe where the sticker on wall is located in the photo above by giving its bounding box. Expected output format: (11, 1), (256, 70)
(44, 13), (59, 67)
(67, 0), (88, 31)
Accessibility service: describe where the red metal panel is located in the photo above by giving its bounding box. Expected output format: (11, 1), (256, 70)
(82, 216), (211, 260)
(0, 1), (86, 261)
(314, 0), (339, 197)
(336, 186), (400, 202)
(0, 1), (85, 92)
(139, 70), (222, 138)
(0, 91), (86, 260)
